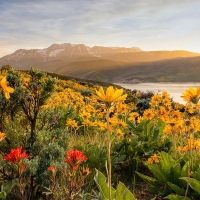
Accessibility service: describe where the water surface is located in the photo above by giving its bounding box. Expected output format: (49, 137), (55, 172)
(117, 82), (200, 104)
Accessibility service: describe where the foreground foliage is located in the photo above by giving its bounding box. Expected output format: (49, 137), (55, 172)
(0, 66), (200, 199)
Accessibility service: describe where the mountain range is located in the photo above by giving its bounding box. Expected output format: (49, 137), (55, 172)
(1, 43), (200, 83)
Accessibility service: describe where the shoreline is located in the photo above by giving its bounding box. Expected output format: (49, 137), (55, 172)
(114, 82), (200, 104)
(115, 82), (200, 85)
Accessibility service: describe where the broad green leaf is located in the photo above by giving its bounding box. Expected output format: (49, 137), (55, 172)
(94, 169), (115, 200)
(181, 163), (188, 178)
(157, 118), (165, 135)
(181, 177), (200, 194)
(191, 168), (200, 181)
(143, 147), (154, 156)
(136, 171), (162, 187)
(146, 121), (154, 138)
(159, 152), (175, 177)
(126, 118), (136, 131)
(180, 163), (188, 187)
(147, 164), (168, 182)
(135, 119), (149, 133)
(164, 194), (191, 200)
(94, 170), (136, 200)
(167, 182), (185, 196)
(115, 182), (136, 200)
(170, 163), (181, 185)
(148, 186), (171, 196)
(1, 179), (18, 194)
(128, 139), (138, 152)
(0, 191), (6, 199)
(151, 128), (159, 142)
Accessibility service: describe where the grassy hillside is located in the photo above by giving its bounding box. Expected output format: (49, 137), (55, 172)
(50, 56), (200, 83)
(104, 50), (200, 62)
(10, 51), (200, 83)
(21, 68), (122, 88)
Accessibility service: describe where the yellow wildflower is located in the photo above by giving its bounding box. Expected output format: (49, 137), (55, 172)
(178, 146), (188, 153)
(66, 119), (79, 130)
(79, 110), (91, 119)
(156, 106), (168, 121)
(163, 124), (173, 135)
(117, 102), (127, 113)
(0, 77), (14, 99)
(186, 105), (195, 114)
(110, 117), (119, 127)
(128, 112), (139, 122)
(162, 91), (170, 99)
(94, 121), (107, 131)
(95, 86), (127, 107)
(147, 153), (160, 164)
(181, 86), (200, 104)
(147, 157), (153, 164)
(82, 119), (92, 127)
(117, 129), (124, 137)
(118, 119), (128, 128)
(162, 98), (172, 107)
(137, 116), (144, 124)
(150, 94), (162, 107)
(143, 109), (154, 120)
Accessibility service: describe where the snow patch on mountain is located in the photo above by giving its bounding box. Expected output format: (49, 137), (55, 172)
(37, 49), (47, 55)
(49, 49), (65, 57)
(86, 47), (101, 57)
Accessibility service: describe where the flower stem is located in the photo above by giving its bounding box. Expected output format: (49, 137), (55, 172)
(106, 107), (112, 200)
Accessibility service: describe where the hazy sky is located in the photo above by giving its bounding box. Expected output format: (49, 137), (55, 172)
(1, 0), (200, 58)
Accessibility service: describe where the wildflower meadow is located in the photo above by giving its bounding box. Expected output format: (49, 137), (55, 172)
(0, 66), (200, 200)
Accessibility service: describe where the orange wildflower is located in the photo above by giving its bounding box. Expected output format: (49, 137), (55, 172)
(0, 132), (6, 141)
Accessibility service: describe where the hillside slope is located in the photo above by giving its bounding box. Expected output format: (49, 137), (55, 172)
(54, 56), (200, 83)
(1, 43), (200, 83)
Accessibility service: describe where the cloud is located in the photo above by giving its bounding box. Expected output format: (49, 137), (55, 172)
(0, 0), (200, 57)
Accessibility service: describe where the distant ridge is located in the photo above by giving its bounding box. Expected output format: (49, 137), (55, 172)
(1, 42), (200, 83)
(50, 56), (200, 83)
(0, 43), (142, 67)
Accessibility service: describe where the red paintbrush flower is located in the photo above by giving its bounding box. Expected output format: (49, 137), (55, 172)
(65, 150), (87, 169)
(5, 146), (29, 164)
(47, 166), (56, 172)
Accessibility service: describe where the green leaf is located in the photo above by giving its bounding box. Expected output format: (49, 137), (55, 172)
(136, 171), (162, 187)
(126, 118), (136, 131)
(181, 177), (200, 194)
(146, 120), (154, 138)
(0, 191), (6, 199)
(157, 118), (165, 135)
(164, 194), (191, 200)
(159, 152), (175, 177)
(94, 169), (115, 200)
(181, 163), (188, 178)
(191, 168), (200, 181)
(148, 185), (171, 196)
(170, 163), (182, 185)
(167, 182), (185, 196)
(151, 128), (159, 142)
(135, 119), (149, 133)
(1, 179), (18, 194)
(115, 182), (136, 200)
(147, 164), (168, 182)
(143, 148), (154, 156)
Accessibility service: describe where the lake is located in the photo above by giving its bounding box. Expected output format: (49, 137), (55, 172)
(117, 82), (200, 104)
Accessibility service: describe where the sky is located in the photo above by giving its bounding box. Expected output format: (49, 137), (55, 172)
(1, 0), (200, 58)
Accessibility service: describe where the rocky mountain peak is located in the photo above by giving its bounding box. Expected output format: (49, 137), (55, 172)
(0, 43), (142, 67)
